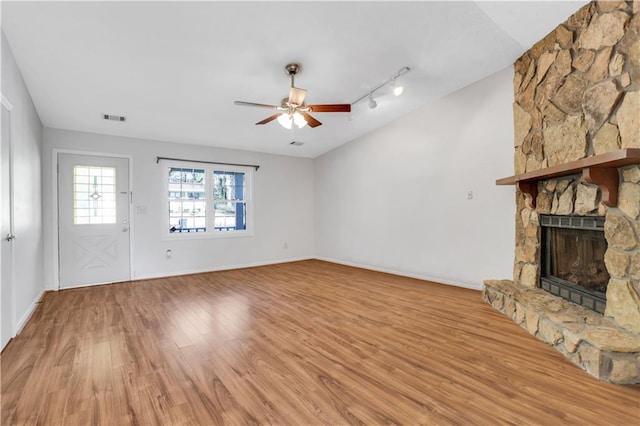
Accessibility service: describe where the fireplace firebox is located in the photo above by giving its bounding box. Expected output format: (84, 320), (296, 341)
(539, 215), (608, 314)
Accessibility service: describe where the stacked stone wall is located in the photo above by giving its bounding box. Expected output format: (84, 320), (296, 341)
(511, 0), (640, 334)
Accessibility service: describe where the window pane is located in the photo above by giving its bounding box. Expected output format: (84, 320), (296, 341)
(236, 202), (246, 230)
(169, 201), (182, 216)
(76, 200), (89, 209)
(214, 201), (246, 231)
(168, 167), (206, 233)
(73, 165), (117, 225)
(213, 171), (245, 201)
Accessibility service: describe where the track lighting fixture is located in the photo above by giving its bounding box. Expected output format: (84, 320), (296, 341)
(352, 66), (411, 108)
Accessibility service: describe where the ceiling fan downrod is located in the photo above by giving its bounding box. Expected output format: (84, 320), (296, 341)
(285, 63), (300, 88)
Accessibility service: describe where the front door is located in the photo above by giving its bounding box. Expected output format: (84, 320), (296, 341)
(58, 153), (130, 288)
(1, 101), (14, 349)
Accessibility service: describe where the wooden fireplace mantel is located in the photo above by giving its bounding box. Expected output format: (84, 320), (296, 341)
(496, 149), (640, 209)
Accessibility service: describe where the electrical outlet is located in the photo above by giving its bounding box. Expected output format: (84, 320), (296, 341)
(467, 191), (473, 200)
(283, 242), (288, 249)
(166, 249), (172, 259)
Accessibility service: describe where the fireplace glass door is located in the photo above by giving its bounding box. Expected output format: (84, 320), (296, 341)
(547, 227), (609, 293)
(540, 215), (608, 313)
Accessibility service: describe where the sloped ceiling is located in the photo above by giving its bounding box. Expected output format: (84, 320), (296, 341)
(2, 1), (587, 158)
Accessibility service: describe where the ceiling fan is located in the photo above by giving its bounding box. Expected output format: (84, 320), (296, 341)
(234, 63), (351, 129)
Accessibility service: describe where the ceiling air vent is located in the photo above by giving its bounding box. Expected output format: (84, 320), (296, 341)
(290, 141), (304, 146)
(103, 113), (126, 122)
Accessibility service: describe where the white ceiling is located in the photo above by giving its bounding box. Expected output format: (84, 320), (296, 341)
(2, 1), (587, 158)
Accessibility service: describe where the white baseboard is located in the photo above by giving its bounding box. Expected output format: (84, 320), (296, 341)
(131, 256), (315, 281)
(15, 290), (45, 335)
(314, 256), (483, 291)
(54, 255), (481, 292)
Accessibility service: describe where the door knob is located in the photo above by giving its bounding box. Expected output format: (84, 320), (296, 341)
(122, 227), (129, 232)
(5, 233), (15, 241)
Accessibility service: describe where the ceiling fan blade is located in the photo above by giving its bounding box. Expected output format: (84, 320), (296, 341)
(300, 112), (322, 128)
(256, 113), (281, 125)
(307, 104), (351, 113)
(234, 101), (279, 109)
(288, 87), (307, 106)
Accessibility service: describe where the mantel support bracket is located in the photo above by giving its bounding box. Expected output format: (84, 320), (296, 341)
(517, 181), (538, 209)
(582, 167), (619, 207)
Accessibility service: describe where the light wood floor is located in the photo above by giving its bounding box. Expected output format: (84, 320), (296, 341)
(1, 260), (638, 425)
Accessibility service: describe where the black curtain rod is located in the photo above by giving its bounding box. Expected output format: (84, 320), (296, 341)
(156, 156), (260, 170)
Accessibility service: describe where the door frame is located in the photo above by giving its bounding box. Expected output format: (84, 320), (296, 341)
(1, 93), (16, 345)
(52, 149), (134, 290)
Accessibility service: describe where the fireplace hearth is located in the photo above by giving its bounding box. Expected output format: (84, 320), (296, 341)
(540, 215), (608, 314)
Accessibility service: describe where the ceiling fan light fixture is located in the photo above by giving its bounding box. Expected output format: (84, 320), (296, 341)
(277, 113), (293, 129)
(293, 111), (307, 128)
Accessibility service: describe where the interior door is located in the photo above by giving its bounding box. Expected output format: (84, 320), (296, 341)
(1, 101), (14, 349)
(58, 153), (130, 288)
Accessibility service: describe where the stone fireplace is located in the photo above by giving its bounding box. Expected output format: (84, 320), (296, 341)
(483, 0), (640, 384)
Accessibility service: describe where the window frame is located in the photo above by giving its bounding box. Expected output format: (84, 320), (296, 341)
(163, 160), (254, 239)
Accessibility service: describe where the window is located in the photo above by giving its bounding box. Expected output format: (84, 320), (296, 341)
(73, 165), (117, 224)
(213, 171), (247, 231)
(168, 167), (206, 232)
(166, 162), (252, 237)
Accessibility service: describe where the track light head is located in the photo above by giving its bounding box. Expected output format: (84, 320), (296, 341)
(393, 80), (404, 96)
(368, 94), (377, 109)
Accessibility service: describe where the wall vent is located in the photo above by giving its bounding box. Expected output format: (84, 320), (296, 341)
(290, 141), (304, 146)
(103, 114), (126, 122)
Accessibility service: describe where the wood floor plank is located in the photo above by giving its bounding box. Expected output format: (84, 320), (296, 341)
(2, 260), (639, 425)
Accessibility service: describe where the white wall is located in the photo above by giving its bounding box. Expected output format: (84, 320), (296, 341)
(314, 67), (516, 289)
(42, 128), (315, 288)
(1, 32), (44, 331)
(27, 58), (515, 296)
